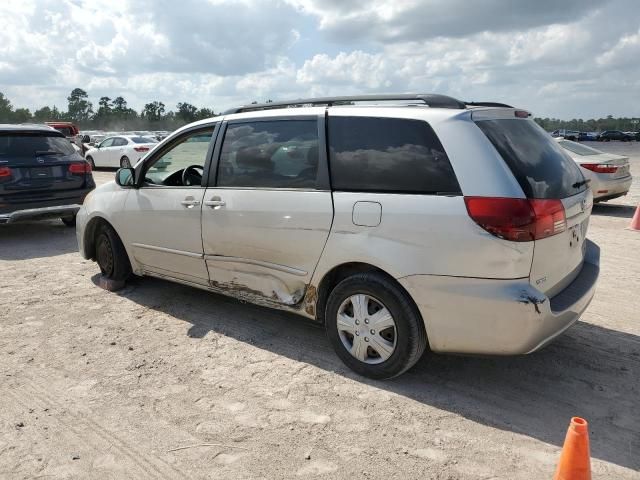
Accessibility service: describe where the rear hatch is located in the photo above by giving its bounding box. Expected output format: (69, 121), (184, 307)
(0, 131), (91, 213)
(474, 113), (592, 297)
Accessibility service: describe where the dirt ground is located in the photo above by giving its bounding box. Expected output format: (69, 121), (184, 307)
(1, 142), (638, 479)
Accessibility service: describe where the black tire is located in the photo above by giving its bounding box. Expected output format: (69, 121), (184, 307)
(120, 156), (131, 168)
(325, 272), (427, 379)
(86, 156), (95, 169)
(61, 215), (76, 227)
(95, 224), (131, 282)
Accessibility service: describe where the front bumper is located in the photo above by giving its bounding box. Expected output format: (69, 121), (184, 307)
(0, 204), (81, 224)
(398, 240), (600, 355)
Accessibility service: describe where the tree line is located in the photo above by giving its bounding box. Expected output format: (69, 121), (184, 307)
(1, 88), (638, 132)
(0, 88), (217, 131)
(534, 116), (639, 132)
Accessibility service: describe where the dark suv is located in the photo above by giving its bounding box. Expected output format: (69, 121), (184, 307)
(597, 130), (634, 142)
(0, 124), (95, 225)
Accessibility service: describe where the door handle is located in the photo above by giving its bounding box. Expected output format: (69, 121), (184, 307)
(204, 196), (226, 208)
(180, 198), (201, 208)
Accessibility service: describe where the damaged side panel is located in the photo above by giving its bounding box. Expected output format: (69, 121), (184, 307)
(205, 258), (314, 314)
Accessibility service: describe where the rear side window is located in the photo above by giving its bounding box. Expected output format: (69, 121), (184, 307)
(217, 120), (319, 189)
(0, 133), (77, 164)
(476, 119), (587, 199)
(328, 116), (460, 194)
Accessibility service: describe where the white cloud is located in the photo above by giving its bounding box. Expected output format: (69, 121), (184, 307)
(0, 0), (639, 118)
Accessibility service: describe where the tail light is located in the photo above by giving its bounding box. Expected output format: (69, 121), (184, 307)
(464, 197), (566, 242)
(580, 163), (618, 174)
(0, 166), (11, 177)
(68, 162), (92, 174)
(134, 146), (150, 153)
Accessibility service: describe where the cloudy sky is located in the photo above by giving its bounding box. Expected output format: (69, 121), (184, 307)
(1, 0), (639, 118)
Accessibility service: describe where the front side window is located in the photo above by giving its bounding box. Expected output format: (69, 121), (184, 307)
(144, 128), (214, 186)
(328, 116), (460, 194)
(99, 138), (114, 148)
(113, 137), (128, 147)
(217, 120), (319, 189)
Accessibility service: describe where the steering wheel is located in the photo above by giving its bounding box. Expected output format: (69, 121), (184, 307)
(182, 165), (204, 186)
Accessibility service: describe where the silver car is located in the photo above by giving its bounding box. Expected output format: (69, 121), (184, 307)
(555, 138), (633, 202)
(76, 94), (600, 379)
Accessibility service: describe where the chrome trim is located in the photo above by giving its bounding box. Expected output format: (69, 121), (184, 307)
(131, 243), (203, 259)
(204, 255), (307, 276)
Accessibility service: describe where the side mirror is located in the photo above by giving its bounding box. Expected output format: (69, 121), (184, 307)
(115, 168), (135, 187)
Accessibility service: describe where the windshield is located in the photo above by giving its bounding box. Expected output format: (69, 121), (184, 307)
(0, 133), (77, 161)
(557, 140), (600, 156)
(476, 119), (587, 199)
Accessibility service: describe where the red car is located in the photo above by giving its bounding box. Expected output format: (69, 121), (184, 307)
(45, 121), (80, 140)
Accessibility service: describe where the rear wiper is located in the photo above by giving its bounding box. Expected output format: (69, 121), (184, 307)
(35, 150), (66, 156)
(572, 179), (591, 188)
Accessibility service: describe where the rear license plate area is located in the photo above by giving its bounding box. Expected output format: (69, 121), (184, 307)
(30, 167), (52, 178)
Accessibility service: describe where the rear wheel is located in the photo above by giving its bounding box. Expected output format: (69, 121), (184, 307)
(61, 215), (76, 227)
(95, 224), (131, 281)
(120, 156), (131, 168)
(325, 272), (427, 379)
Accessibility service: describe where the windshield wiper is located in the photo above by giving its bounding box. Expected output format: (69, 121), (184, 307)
(572, 179), (591, 188)
(35, 150), (67, 156)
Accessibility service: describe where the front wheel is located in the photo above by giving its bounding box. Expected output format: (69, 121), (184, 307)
(95, 224), (131, 282)
(325, 272), (427, 379)
(120, 156), (131, 168)
(86, 156), (95, 169)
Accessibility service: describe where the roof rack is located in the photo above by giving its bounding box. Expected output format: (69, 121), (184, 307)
(465, 101), (514, 108)
(223, 94), (468, 114)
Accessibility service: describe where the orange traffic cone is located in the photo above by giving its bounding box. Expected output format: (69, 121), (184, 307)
(630, 204), (640, 231)
(553, 417), (591, 480)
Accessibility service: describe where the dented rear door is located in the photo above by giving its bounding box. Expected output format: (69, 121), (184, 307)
(201, 114), (333, 305)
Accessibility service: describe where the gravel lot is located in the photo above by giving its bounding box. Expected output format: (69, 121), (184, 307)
(1, 142), (638, 479)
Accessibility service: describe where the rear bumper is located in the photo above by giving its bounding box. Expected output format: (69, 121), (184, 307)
(591, 175), (632, 201)
(0, 204), (81, 224)
(398, 240), (600, 355)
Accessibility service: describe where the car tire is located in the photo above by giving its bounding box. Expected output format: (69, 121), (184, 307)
(120, 156), (131, 169)
(61, 215), (76, 227)
(86, 156), (95, 169)
(95, 224), (131, 282)
(325, 272), (427, 379)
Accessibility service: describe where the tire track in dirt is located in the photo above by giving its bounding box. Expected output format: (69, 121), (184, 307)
(5, 378), (187, 480)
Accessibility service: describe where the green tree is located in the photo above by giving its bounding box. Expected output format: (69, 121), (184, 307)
(141, 101), (165, 122)
(196, 107), (215, 120)
(67, 88), (93, 123)
(0, 92), (14, 122)
(13, 108), (32, 123)
(176, 102), (198, 122)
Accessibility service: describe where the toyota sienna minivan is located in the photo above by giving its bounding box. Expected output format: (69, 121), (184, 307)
(76, 94), (599, 379)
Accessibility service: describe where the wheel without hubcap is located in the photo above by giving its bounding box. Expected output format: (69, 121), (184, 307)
(337, 294), (397, 364)
(120, 156), (131, 168)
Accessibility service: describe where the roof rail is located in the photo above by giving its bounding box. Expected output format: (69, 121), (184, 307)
(464, 101), (514, 108)
(223, 93), (467, 114)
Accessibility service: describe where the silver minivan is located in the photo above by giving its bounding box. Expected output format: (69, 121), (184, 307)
(77, 94), (599, 379)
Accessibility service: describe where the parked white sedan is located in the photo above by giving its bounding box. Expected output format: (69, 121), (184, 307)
(85, 135), (158, 169)
(556, 138), (632, 202)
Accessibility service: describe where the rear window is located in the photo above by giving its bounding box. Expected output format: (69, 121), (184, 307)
(131, 136), (157, 144)
(557, 140), (599, 156)
(328, 116), (460, 194)
(0, 133), (77, 162)
(53, 126), (74, 137)
(476, 119), (587, 199)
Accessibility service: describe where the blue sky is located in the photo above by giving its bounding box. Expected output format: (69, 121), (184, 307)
(0, 0), (639, 118)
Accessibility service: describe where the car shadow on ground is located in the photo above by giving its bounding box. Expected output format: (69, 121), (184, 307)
(116, 275), (640, 472)
(0, 220), (78, 260)
(592, 203), (637, 218)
